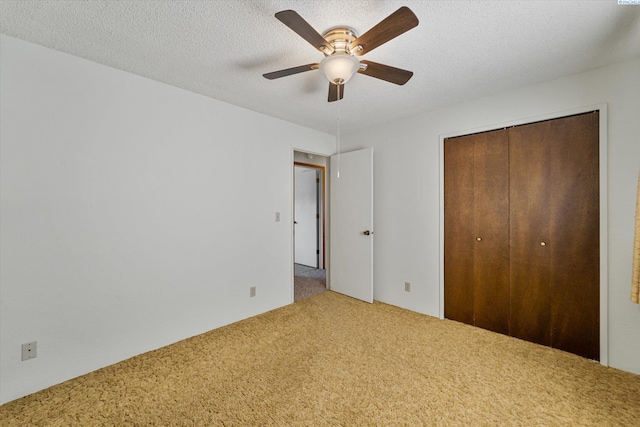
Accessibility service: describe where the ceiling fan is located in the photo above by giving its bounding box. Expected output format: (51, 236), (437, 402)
(263, 7), (419, 102)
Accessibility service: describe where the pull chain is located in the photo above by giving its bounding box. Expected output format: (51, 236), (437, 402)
(336, 92), (342, 178)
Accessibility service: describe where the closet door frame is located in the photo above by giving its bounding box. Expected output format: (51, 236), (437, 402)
(438, 103), (609, 366)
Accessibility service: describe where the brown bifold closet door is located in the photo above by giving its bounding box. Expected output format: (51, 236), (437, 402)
(472, 130), (510, 334)
(508, 121), (554, 347)
(509, 112), (600, 360)
(444, 129), (510, 335)
(444, 111), (600, 361)
(444, 135), (475, 325)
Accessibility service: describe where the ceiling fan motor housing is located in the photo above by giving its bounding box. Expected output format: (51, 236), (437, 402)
(319, 27), (361, 84)
(322, 27), (359, 55)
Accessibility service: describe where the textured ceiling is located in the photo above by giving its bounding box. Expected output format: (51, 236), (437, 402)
(1, 1), (639, 135)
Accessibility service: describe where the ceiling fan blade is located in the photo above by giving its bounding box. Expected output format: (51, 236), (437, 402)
(328, 83), (344, 102)
(263, 63), (319, 80)
(275, 10), (334, 54)
(358, 60), (413, 85)
(349, 7), (418, 56)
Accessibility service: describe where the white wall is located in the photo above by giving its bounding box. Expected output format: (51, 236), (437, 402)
(342, 57), (640, 375)
(0, 35), (335, 404)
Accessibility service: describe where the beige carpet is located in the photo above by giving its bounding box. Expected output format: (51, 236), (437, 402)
(2, 291), (639, 426)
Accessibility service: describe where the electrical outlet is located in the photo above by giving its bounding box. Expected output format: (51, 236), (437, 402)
(21, 341), (37, 361)
(250, 286), (256, 297)
(404, 282), (411, 292)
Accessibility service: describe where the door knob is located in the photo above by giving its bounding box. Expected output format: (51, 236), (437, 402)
(363, 230), (373, 236)
(476, 237), (482, 241)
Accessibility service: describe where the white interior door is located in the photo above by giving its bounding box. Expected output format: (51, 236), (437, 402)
(330, 148), (373, 303)
(294, 167), (318, 267)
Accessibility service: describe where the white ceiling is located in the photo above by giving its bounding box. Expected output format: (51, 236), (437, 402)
(1, 1), (639, 135)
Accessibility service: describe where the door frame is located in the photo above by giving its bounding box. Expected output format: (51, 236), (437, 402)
(294, 161), (326, 269)
(438, 103), (609, 366)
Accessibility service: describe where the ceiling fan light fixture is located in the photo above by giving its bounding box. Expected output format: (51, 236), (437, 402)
(319, 53), (359, 84)
(265, 8), (419, 101)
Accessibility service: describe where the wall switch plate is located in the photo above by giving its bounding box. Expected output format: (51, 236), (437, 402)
(404, 282), (411, 292)
(22, 341), (37, 361)
(250, 286), (256, 297)
(275, 212), (280, 222)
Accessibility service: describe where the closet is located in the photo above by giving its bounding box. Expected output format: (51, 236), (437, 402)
(444, 112), (600, 361)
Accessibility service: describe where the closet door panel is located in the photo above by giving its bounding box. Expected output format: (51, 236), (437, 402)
(444, 136), (475, 325)
(473, 130), (510, 335)
(548, 112), (600, 360)
(509, 123), (552, 347)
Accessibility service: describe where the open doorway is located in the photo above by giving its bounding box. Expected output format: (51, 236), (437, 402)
(294, 152), (327, 301)
(294, 166), (320, 268)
